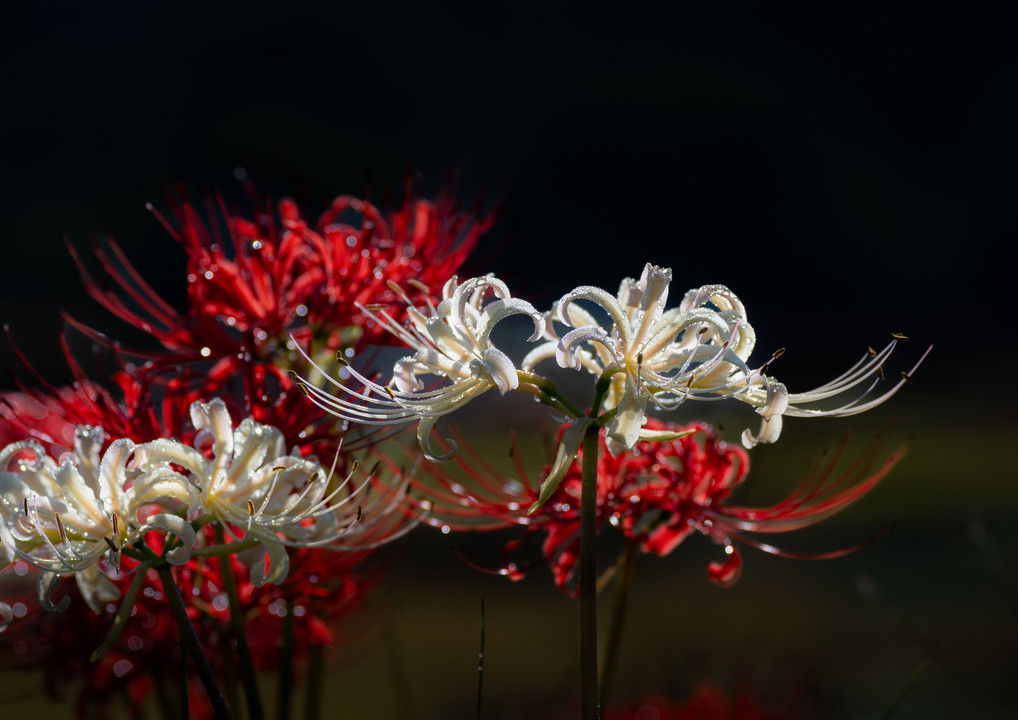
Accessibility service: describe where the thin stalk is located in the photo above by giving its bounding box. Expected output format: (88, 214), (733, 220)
(156, 564), (234, 720)
(579, 422), (601, 720)
(181, 631), (191, 720)
(303, 642), (324, 720)
(598, 539), (637, 709)
(477, 597), (486, 720)
(216, 529), (266, 720)
(277, 596), (296, 720)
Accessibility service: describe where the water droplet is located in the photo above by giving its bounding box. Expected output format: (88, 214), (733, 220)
(212, 594), (229, 612)
(204, 270), (214, 280)
(12, 602), (26, 617)
(346, 235), (357, 247)
(113, 659), (133, 677)
(187, 273), (197, 283)
(441, 525), (451, 534)
(295, 304), (308, 317)
(251, 240), (263, 250)
(200, 347), (211, 357)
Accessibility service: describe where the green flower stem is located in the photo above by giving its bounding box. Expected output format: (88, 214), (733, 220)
(517, 370), (585, 418)
(579, 420), (601, 720)
(155, 563), (234, 720)
(215, 528), (266, 720)
(303, 642), (324, 720)
(598, 538), (637, 709)
(277, 596), (296, 720)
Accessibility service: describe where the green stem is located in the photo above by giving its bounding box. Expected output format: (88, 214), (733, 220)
(303, 642), (324, 720)
(216, 529), (265, 720)
(579, 422), (601, 720)
(155, 564), (234, 720)
(277, 597), (296, 720)
(598, 539), (637, 709)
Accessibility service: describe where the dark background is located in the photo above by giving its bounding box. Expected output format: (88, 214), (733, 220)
(2, 4), (1016, 718)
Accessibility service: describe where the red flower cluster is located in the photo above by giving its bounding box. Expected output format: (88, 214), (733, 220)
(0, 176), (482, 717)
(67, 177), (492, 375)
(410, 418), (901, 595)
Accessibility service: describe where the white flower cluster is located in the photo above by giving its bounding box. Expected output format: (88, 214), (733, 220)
(300, 263), (928, 460)
(0, 399), (408, 630)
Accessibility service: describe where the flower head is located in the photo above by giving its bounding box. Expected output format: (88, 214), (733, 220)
(296, 273), (544, 461)
(528, 263), (929, 452)
(0, 426), (197, 615)
(66, 179), (490, 375)
(409, 419), (901, 593)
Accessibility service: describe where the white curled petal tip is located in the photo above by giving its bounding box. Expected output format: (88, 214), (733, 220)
(755, 378), (789, 418)
(0, 601), (12, 632)
(37, 570), (72, 613)
(75, 563), (121, 613)
(145, 513), (198, 564)
(480, 347), (519, 395)
(741, 414), (783, 449)
(189, 398), (235, 449)
(417, 416), (458, 462)
(556, 326), (613, 370)
(240, 539), (290, 587)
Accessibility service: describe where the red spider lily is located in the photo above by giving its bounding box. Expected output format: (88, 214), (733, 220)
(401, 419), (903, 594)
(65, 176), (492, 373)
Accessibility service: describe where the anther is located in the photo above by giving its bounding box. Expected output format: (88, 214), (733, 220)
(297, 384), (310, 396)
(758, 362), (771, 376)
(867, 347), (877, 358)
(103, 536), (118, 553)
(247, 500), (255, 516)
(386, 280), (404, 296)
(112, 512), (120, 538)
(877, 365), (885, 380)
(407, 278), (430, 293)
(356, 505), (363, 522)
(307, 472), (319, 485)
(272, 465), (287, 472)
(901, 370), (913, 383)
(286, 369), (297, 378)
(335, 352), (349, 366)
(351, 460), (360, 473)
(55, 513), (67, 542)
(772, 348), (786, 359)
(368, 461), (381, 477)
(363, 303), (388, 311)
(23, 498), (28, 516)
(383, 386), (396, 400)
(892, 333), (908, 341)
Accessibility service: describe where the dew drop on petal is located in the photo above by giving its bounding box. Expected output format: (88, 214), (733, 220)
(441, 525), (451, 534)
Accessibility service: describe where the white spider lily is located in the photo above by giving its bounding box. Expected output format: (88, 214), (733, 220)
(532, 263), (929, 452)
(528, 263), (755, 454)
(295, 274), (545, 461)
(0, 427), (198, 613)
(131, 399), (399, 586)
